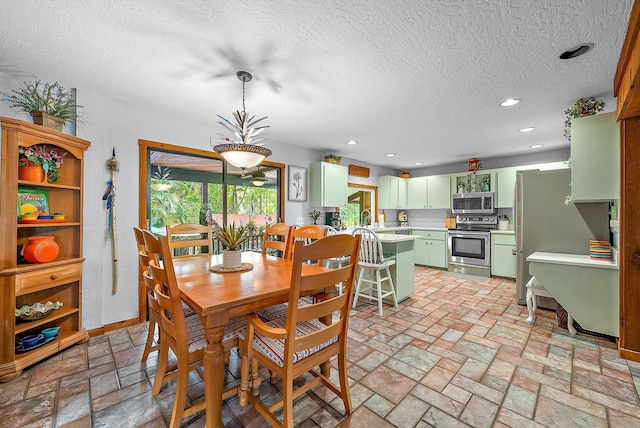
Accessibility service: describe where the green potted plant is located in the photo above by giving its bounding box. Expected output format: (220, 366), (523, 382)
(309, 210), (321, 224)
(2, 80), (80, 132)
(564, 97), (605, 140)
(213, 222), (251, 268)
(324, 154), (341, 164)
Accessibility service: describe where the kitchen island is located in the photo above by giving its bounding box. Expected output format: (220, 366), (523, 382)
(376, 233), (418, 302)
(527, 251), (619, 337)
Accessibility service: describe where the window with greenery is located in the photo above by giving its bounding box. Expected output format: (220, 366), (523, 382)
(143, 144), (283, 239)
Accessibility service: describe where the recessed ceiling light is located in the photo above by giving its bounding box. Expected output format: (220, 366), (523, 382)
(530, 144), (544, 149)
(559, 43), (594, 59)
(500, 98), (520, 107)
(346, 140), (357, 145)
(519, 127), (535, 133)
(415, 162), (423, 165)
(386, 153), (395, 157)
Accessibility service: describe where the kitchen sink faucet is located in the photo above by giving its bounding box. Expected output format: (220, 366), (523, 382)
(360, 209), (371, 227)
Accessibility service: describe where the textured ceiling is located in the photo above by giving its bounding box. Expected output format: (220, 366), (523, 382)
(0, 0), (633, 169)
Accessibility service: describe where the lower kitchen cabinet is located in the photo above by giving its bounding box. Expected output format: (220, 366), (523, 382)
(491, 233), (516, 278)
(412, 230), (447, 268)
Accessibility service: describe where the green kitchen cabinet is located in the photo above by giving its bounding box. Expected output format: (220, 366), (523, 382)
(496, 162), (568, 208)
(427, 174), (452, 209)
(570, 111), (620, 202)
(309, 161), (348, 207)
(412, 230), (447, 268)
(378, 234), (416, 302)
(378, 175), (407, 209)
(407, 175), (451, 209)
(491, 232), (516, 278)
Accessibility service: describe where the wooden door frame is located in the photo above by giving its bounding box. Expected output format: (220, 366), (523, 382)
(137, 139), (285, 322)
(614, 0), (640, 361)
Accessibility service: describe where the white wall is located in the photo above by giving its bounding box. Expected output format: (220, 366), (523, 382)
(0, 72), (396, 329)
(0, 71), (566, 329)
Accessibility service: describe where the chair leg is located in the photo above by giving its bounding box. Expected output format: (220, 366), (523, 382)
(352, 268), (365, 308)
(567, 312), (577, 335)
(337, 347), (352, 414)
(251, 357), (261, 394)
(141, 316), (157, 363)
(526, 287), (534, 323)
(168, 358), (189, 428)
(239, 348), (249, 406)
(152, 340), (169, 396)
(386, 267), (398, 308)
(376, 269), (384, 316)
(282, 375), (295, 428)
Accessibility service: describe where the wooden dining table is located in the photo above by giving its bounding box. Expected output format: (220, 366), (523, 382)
(172, 251), (330, 428)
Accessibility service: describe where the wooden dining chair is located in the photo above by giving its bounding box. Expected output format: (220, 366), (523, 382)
(262, 223), (293, 258)
(165, 223), (213, 257)
(142, 230), (245, 428)
(238, 233), (361, 428)
(133, 227), (161, 363)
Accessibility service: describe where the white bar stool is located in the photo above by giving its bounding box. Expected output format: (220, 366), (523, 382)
(525, 276), (576, 334)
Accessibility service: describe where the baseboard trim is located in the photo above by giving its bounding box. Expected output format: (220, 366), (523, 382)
(619, 346), (640, 363)
(87, 317), (140, 338)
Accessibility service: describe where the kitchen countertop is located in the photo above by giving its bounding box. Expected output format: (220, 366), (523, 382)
(491, 230), (515, 235)
(377, 234), (419, 243)
(527, 251), (618, 269)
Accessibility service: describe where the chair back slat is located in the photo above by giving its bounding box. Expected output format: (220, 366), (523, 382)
(166, 223), (213, 257)
(352, 227), (384, 263)
(286, 225), (327, 260)
(262, 223), (293, 258)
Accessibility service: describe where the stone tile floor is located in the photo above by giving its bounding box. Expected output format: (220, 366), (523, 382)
(2, 267), (640, 427)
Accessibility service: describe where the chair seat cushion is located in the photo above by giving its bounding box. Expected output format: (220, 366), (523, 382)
(256, 297), (314, 321)
(239, 318), (338, 367)
(185, 315), (245, 353)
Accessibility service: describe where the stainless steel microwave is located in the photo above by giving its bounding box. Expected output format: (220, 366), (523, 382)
(451, 192), (496, 215)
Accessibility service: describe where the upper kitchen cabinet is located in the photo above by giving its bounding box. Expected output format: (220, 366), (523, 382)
(407, 175), (451, 209)
(496, 162), (568, 208)
(378, 175), (407, 209)
(570, 112), (620, 202)
(451, 171), (496, 195)
(407, 177), (428, 209)
(309, 161), (348, 207)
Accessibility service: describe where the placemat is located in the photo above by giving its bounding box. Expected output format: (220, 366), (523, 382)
(210, 263), (253, 273)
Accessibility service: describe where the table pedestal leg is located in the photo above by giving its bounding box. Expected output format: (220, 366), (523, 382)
(204, 324), (225, 428)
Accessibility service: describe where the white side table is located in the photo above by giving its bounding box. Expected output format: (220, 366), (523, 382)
(526, 276), (576, 334)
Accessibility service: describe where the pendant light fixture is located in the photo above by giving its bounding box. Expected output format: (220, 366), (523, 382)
(213, 71), (272, 169)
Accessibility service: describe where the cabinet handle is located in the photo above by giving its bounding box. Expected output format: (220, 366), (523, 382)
(633, 252), (640, 263)
(512, 249), (517, 255)
(50, 274), (59, 280)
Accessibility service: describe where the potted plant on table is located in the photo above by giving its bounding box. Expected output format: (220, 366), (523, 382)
(2, 80), (80, 132)
(213, 222), (251, 268)
(564, 97), (605, 140)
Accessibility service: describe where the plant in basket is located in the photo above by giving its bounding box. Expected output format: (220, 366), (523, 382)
(19, 145), (66, 183)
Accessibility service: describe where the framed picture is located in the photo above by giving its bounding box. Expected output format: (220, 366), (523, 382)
(17, 187), (49, 217)
(288, 165), (307, 201)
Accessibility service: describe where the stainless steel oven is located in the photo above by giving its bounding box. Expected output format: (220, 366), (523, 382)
(447, 215), (497, 276)
(451, 192), (495, 215)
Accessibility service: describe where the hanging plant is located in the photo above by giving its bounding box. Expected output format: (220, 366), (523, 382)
(564, 97), (605, 140)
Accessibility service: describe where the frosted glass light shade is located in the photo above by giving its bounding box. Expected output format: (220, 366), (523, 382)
(214, 143), (272, 169)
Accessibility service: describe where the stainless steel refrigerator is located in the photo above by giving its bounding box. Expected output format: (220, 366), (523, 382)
(515, 169), (610, 306)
